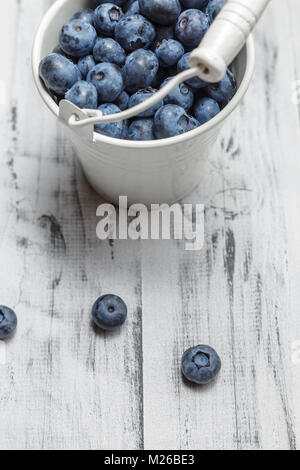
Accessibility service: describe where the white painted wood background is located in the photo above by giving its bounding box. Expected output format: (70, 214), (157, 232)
(0, 0), (300, 451)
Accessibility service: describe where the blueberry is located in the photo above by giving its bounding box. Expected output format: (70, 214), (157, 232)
(77, 55), (96, 79)
(127, 118), (154, 140)
(181, 0), (209, 9)
(59, 19), (97, 58)
(123, 49), (159, 93)
(125, 0), (140, 15)
(65, 81), (98, 109)
(87, 63), (124, 102)
(161, 77), (194, 111)
(181, 345), (221, 385)
(39, 53), (81, 96)
(206, 0), (226, 23)
(95, 103), (126, 138)
(154, 104), (199, 139)
(92, 294), (127, 330)
(93, 37), (126, 66)
(0, 306), (17, 340)
(94, 3), (124, 37)
(155, 39), (184, 68)
(94, 0), (127, 6)
(193, 97), (220, 124)
(115, 14), (156, 53)
(175, 9), (209, 48)
(71, 8), (95, 25)
(128, 87), (164, 117)
(139, 0), (181, 26)
(205, 68), (237, 107)
(177, 53), (207, 89)
(114, 90), (130, 110)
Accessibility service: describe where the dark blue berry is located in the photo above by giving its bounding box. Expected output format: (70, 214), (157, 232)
(87, 63), (124, 102)
(127, 118), (154, 140)
(93, 37), (126, 66)
(181, 345), (221, 385)
(39, 53), (81, 96)
(115, 14), (156, 53)
(123, 49), (159, 93)
(0, 306), (17, 340)
(175, 9), (209, 48)
(154, 104), (199, 138)
(94, 3), (124, 37)
(92, 294), (127, 330)
(65, 81), (98, 109)
(155, 39), (184, 68)
(59, 19), (97, 58)
(193, 97), (220, 124)
(205, 68), (237, 107)
(161, 77), (194, 111)
(128, 87), (164, 117)
(139, 0), (182, 26)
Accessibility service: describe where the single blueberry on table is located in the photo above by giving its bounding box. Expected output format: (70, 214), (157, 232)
(65, 81), (98, 109)
(181, 345), (221, 385)
(139, 0), (182, 26)
(206, 0), (227, 24)
(205, 68), (237, 107)
(177, 52), (207, 89)
(128, 87), (164, 117)
(175, 9), (209, 48)
(39, 53), (81, 96)
(161, 77), (194, 111)
(93, 3), (124, 37)
(125, 0), (140, 15)
(115, 14), (156, 53)
(114, 90), (130, 110)
(59, 19), (97, 58)
(71, 8), (95, 25)
(154, 104), (199, 139)
(93, 37), (126, 66)
(0, 306), (17, 340)
(155, 39), (184, 68)
(87, 62), (124, 102)
(193, 97), (220, 124)
(181, 0), (209, 10)
(77, 55), (96, 79)
(127, 118), (154, 140)
(123, 49), (159, 94)
(92, 294), (127, 331)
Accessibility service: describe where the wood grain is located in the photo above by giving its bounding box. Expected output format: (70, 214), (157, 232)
(0, 0), (300, 450)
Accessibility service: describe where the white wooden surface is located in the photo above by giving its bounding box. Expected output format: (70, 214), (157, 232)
(0, 0), (300, 450)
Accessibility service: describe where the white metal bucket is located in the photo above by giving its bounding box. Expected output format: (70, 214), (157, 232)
(32, 0), (255, 205)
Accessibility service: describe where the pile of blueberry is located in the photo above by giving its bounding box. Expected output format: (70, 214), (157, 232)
(39, 0), (236, 141)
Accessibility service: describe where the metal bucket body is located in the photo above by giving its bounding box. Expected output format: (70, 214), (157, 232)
(32, 0), (255, 205)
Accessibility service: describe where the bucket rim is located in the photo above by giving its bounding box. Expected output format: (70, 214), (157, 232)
(32, 0), (255, 149)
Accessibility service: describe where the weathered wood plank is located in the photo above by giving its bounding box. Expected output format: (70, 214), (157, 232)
(0, 0), (143, 450)
(143, 0), (300, 450)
